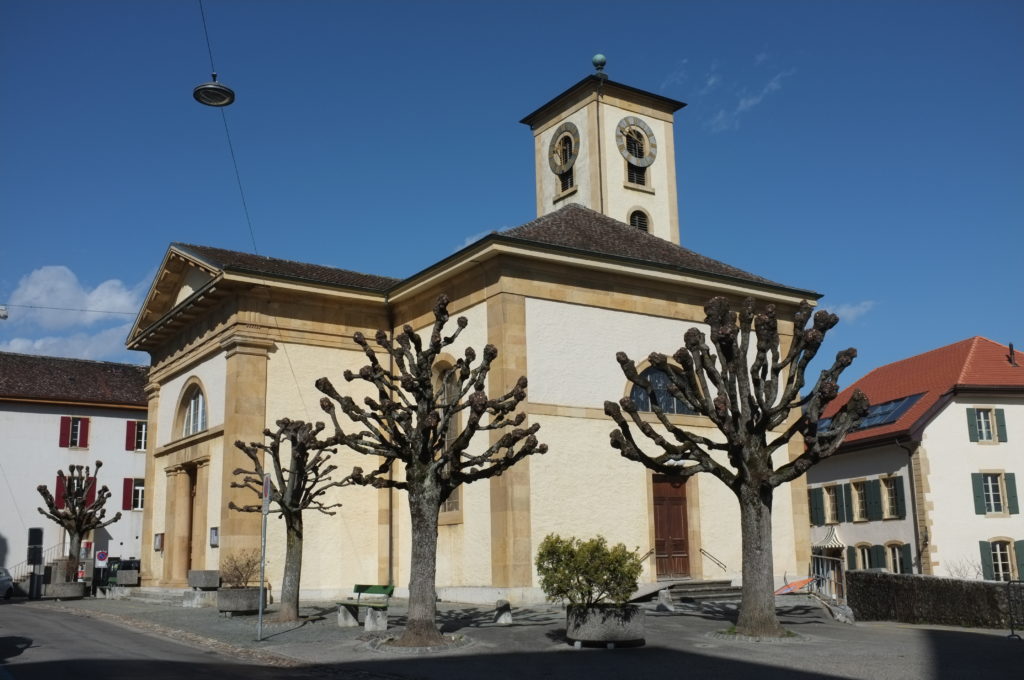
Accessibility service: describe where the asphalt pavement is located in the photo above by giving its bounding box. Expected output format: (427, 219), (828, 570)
(2, 593), (1020, 679)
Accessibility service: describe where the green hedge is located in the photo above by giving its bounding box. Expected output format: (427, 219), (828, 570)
(847, 570), (1016, 628)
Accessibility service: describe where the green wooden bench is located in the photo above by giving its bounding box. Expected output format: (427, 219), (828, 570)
(337, 584), (394, 626)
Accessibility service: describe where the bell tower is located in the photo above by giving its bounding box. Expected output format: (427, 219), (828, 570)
(520, 55), (687, 244)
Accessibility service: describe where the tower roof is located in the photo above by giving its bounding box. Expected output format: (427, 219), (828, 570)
(520, 75), (686, 129)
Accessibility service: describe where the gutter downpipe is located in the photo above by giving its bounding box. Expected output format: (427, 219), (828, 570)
(894, 438), (925, 572)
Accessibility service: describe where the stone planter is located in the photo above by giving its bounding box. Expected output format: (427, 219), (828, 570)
(44, 581), (87, 599)
(566, 604), (645, 646)
(217, 587), (265, 615)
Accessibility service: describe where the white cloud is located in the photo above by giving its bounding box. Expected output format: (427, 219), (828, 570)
(755, 52), (769, 65)
(705, 69), (795, 133)
(456, 229), (497, 252)
(659, 58), (690, 92)
(0, 322), (146, 363)
(5, 266), (143, 330)
(827, 301), (876, 323)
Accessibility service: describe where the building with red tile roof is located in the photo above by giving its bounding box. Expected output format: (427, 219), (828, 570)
(807, 337), (1024, 584)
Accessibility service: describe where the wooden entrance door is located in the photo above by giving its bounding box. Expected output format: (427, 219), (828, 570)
(653, 476), (689, 578)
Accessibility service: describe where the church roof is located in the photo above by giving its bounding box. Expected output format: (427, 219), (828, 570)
(497, 204), (810, 294)
(172, 243), (400, 292)
(822, 337), (1023, 447)
(0, 351), (148, 407)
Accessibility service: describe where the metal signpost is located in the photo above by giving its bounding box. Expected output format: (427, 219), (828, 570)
(257, 473), (270, 642)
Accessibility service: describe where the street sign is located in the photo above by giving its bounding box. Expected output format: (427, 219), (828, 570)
(95, 551), (108, 567)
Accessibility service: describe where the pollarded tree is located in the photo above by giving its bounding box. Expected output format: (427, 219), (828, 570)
(231, 418), (348, 621)
(37, 461), (122, 582)
(315, 294), (547, 647)
(605, 296), (869, 637)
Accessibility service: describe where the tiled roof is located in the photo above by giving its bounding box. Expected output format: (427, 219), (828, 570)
(0, 352), (148, 407)
(499, 204), (807, 292)
(173, 243), (400, 292)
(823, 337), (1023, 445)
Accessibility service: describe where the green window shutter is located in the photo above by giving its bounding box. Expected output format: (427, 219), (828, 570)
(809, 487), (825, 526)
(1015, 541), (1024, 579)
(966, 408), (979, 442)
(1006, 473), (1019, 515)
(979, 541), (995, 580)
(870, 544), (886, 569)
(894, 476), (907, 519)
(842, 484), (854, 521)
(995, 409), (1008, 442)
(899, 543), (913, 574)
(847, 545), (857, 570)
(971, 473), (986, 514)
(835, 488), (847, 523)
(866, 479), (883, 521)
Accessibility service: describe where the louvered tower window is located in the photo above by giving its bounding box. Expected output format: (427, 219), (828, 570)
(558, 135), (574, 191)
(629, 210), (649, 232)
(626, 129), (647, 185)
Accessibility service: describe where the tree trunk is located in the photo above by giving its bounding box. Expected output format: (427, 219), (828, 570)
(396, 489), (444, 647)
(276, 514), (303, 621)
(735, 481), (786, 637)
(66, 531), (82, 583)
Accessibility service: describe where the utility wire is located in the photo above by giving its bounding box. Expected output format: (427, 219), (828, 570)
(219, 108), (260, 255)
(198, 0), (217, 74)
(0, 303), (135, 316)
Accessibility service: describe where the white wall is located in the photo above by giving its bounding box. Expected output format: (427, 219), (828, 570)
(807, 445), (917, 559)
(923, 396), (1024, 577)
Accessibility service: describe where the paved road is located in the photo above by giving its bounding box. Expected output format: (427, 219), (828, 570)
(0, 600), (320, 680)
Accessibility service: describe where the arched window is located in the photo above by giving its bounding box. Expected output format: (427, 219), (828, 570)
(557, 134), (574, 192)
(435, 365), (461, 517)
(181, 385), (207, 437)
(629, 210), (649, 232)
(630, 367), (694, 415)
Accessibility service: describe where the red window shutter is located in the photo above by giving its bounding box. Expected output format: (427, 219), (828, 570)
(125, 421), (136, 451)
(56, 475), (66, 509)
(59, 417), (71, 447)
(79, 418), (90, 448)
(85, 477), (96, 506)
(122, 478), (133, 510)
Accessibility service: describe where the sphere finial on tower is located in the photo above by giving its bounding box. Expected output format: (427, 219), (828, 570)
(592, 54), (606, 72)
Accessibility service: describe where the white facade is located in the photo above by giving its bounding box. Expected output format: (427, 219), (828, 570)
(0, 400), (147, 573)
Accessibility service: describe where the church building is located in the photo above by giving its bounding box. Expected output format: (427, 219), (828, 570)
(128, 63), (819, 601)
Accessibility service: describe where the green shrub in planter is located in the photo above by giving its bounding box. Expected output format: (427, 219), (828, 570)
(535, 534), (642, 607)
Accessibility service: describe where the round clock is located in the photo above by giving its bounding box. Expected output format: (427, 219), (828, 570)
(548, 121), (580, 175)
(615, 117), (657, 167)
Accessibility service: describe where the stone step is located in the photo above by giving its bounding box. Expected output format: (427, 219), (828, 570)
(124, 587), (186, 606)
(671, 589), (743, 604)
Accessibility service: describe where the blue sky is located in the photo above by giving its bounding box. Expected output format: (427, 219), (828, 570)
(1, 1), (1021, 387)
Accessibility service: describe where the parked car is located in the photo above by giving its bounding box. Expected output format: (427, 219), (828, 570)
(0, 567), (13, 599)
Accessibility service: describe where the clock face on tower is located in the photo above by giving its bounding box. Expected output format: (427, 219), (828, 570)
(548, 121), (580, 175)
(615, 116), (657, 167)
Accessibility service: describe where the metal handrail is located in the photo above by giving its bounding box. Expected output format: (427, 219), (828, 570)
(7, 543), (66, 582)
(700, 548), (727, 571)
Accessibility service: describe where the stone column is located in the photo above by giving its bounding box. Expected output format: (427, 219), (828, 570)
(191, 459), (211, 570)
(487, 292), (533, 588)
(140, 380), (159, 586)
(164, 466), (193, 586)
(218, 335), (274, 558)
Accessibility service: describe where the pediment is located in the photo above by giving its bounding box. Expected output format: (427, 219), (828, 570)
(127, 247), (220, 347)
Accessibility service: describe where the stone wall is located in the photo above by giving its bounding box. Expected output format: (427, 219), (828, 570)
(847, 570), (1016, 628)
